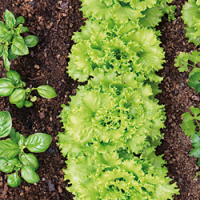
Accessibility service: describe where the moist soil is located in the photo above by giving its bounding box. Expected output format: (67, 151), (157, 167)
(0, 0), (199, 199)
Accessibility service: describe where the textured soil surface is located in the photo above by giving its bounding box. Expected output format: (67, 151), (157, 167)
(0, 0), (199, 199)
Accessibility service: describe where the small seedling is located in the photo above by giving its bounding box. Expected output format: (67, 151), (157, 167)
(0, 70), (57, 108)
(0, 111), (52, 187)
(175, 51), (200, 93)
(0, 9), (39, 70)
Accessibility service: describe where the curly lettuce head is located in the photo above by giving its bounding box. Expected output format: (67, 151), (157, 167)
(59, 74), (165, 156)
(68, 20), (164, 83)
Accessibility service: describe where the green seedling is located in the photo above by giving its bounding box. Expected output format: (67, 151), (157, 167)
(0, 111), (52, 187)
(175, 51), (200, 93)
(181, 105), (200, 179)
(0, 9), (39, 70)
(0, 70), (57, 108)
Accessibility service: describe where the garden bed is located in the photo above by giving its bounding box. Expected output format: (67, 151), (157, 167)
(0, 0), (200, 199)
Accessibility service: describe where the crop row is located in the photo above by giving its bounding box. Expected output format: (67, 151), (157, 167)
(58, 0), (179, 199)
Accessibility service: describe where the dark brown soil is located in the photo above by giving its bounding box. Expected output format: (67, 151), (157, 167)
(0, 0), (199, 199)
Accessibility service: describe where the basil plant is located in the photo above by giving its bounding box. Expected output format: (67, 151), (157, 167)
(0, 70), (57, 108)
(0, 111), (52, 187)
(0, 9), (39, 70)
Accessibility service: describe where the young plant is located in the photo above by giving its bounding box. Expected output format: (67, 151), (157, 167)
(175, 51), (200, 93)
(0, 111), (52, 187)
(175, 51), (200, 178)
(0, 9), (39, 70)
(0, 70), (57, 108)
(181, 106), (200, 179)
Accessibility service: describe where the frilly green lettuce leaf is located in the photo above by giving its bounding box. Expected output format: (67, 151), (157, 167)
(59, 77), (165, 159)
(80, 0), (175, 26)
(69, 20), (164, 83)
(60, 148), (179, 199)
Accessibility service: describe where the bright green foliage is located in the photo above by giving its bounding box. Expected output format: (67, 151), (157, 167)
(0, 10), (39, 70)
(0, 111), (52, 187)
(182, 106), (200, 167)
(59, 0), (179, 198)
(0, 70), (57, 108)
(182, 0), (200, 46)
(175, 51), (200, 93)
(60, 81), (165, 155)
(139, 0), (176, 27)
(188, 72), (200, 93)
(182, 106), (200, 137)
(80, 0), (176, 27)
(59, 75), (179, 198)
(59, 150), (178, 200)
(69, 19), (164, 83)
(0, 111), (12, 138)
(0, 10), (57, 109)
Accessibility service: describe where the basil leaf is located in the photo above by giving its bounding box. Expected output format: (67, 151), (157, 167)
(6, 70), (21, 85)
(2, 31), (13, 42)
(11, 44), (29, 56)
(9, 89), (26, 104)
(0, 44), (4, 57)
(20, 26), (29, 33)
(15, 16), (25, 26)
(0, 158), (7, 172)
(0, 79), (14, 96)
(0, 111), (12, 138)
(15, 100), (25, 109)
(0, 139), (19, 159)
(3, 53), (11, 71)
(18, 134), (26, 148)
(21, 166), (40, 184)
(0, 21), (9, 36)
(12, 36), (25, 51)
(0, 157), (19, 173)
(7, 172), (21, 187)
(8, 48), (18, 60)
(24, 35), (39, 48)
(25, 133), (52, 153)
(37, 85), (57, 99)
(19, 153), (39, 170)
(4, 10), (16, 29)
(24, 100), (33, 107)
(10, 128), (21, 143)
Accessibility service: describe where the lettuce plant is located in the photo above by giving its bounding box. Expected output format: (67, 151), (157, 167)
(0, 70), (57, 108)
(58, 75), (179, 199)
(60, 74), (165, 153)
(68, 19), (164, 83)
(59, 146), (178, 199)
(58, 0), (179, 198)
(80, 0), (176, 27)
(182, 0), (200, 46)
(0, 111), (52, 187)
(0, 9), (39, 70)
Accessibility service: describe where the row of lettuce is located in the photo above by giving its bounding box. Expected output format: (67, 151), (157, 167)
(58, 0), (180, 199)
